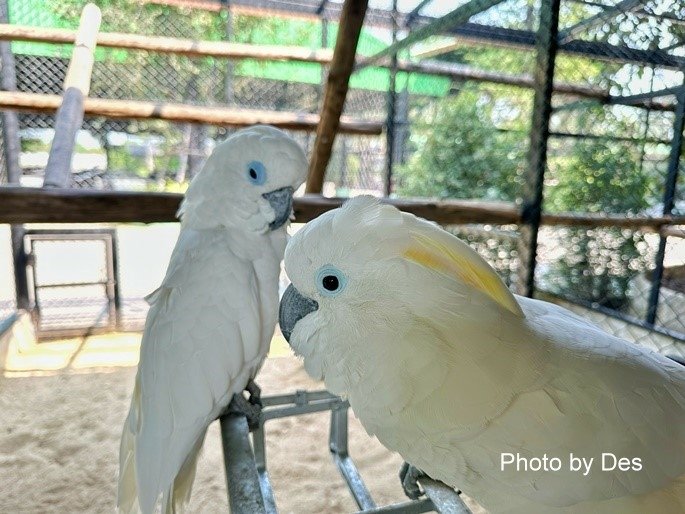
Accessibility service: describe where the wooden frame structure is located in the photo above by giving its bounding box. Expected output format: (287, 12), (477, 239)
(1, 0), (684, 338)
(1, 2), (684, 512)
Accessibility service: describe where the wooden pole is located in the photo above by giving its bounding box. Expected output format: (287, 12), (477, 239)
(306, 0), (369, 194)
(0, 91), (383, 135)
(43, 3), (101, 189)
(1, 186), (683, 230)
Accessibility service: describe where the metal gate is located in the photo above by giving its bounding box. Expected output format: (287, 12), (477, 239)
(25, 229), (120, 339)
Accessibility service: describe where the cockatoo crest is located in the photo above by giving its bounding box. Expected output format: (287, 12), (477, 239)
(283, 195), (523, 385)
(403, 232), (523, 316)
(285, 195), (520, 315)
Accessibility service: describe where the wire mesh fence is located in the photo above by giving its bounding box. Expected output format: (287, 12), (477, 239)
(0, 0), (683, 352)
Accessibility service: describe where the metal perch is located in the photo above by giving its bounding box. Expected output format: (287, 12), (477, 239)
(219, 389), (472, 514)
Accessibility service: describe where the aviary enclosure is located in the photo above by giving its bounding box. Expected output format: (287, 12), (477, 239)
(0, 0), (684, 512)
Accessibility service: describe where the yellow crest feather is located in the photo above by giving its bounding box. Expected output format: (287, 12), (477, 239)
(404, 232), (523, 317)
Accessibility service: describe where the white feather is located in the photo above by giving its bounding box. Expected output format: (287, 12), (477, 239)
(285, 196), (685, 514)
(117, 125), (306, 514)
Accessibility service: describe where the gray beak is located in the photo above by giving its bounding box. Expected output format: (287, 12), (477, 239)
(279, 283), (319, 342)
(263, 186), (295, 230)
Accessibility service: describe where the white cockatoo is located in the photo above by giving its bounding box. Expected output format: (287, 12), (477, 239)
(117, 125), (307, 514)
(279, 196), (685, 514)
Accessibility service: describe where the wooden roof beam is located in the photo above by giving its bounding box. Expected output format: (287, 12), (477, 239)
(0, 91), (382, 135)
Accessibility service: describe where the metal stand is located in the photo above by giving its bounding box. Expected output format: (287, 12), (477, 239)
(219, 389), (472, 513)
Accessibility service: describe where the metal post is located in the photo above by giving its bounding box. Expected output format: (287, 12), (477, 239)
(329, 404), (376, 510)
(646, 82), (685, 325)
(318, 1), (328, 180)
(384, 0), (398, 197)
(418, 478), (473, 513)
(220, 413), (267, 514)
(318, 0), (329, 105)
(223, 0), (235, 104)
(110, 230), (122, 330)
(251, 425), (278, 514)
(516, 0), (561, 297)
(0, 0), (29, 311)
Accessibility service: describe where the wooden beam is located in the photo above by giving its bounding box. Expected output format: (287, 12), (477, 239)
(0, 187), (520, 225)
(0, 24), (334, 64)
(306, 0), (369, 194)
(541, 212), (676, 230)
(661, 225), (685, 239)
(0, 186), (182, 224)
(0, 91), (383, 135)
(293, 195), (521, 225)
(3, 24), (657, 105)
(1, 186), (683, 231)
(43, 3), (101, 189)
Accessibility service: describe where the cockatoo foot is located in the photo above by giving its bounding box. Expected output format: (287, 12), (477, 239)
(225, 390), (262, 430)
(399, 462), (426, 500)
(245, 378), (263, 408)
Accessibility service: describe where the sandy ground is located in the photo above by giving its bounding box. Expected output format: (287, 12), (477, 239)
(0, 332), (485, 514)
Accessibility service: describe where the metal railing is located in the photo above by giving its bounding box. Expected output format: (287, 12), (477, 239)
(220, 389), (472, 514)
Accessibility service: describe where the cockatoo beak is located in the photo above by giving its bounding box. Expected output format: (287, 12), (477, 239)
(279, 283), (318, 342)
(263, 186), (295, 230)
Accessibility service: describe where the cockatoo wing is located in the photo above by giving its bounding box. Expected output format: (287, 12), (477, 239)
(383, 215), (685, 511)
(131, 228), (272, 513)
(482, 296), (685, 506)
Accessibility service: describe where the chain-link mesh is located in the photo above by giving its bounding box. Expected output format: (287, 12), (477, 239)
(1, 0), (684, 352)
(393, 0), (684, 354)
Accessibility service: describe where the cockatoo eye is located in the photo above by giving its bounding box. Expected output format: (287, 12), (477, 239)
(316, 265), (347, 297)
(247, 160), (267, 185)
(322, 275), (338, 291)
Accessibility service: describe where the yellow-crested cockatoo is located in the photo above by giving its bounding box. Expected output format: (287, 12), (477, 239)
(279, 196), (685, 514)
(117, 125), (307, 514)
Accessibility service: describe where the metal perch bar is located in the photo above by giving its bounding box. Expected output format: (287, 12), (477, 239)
(220, 413), (268, 514)
(419, 478), (473, 514)
(221, 389), (471, 513)
(329, 404), (377, 510)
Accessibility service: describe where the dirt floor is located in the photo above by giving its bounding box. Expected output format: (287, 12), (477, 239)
(0, 332), (484, 513)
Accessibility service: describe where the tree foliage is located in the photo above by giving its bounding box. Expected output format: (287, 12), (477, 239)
(396, 88), (527, 202)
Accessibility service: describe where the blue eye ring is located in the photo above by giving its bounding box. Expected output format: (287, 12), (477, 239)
(247, 160), (267, 185)
(316, 265), (347, 297)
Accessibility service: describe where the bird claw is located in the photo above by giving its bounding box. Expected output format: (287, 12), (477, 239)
(399, 462), (425, 500)
(245, 378), (263, 408)
(224, 380), (263, 430)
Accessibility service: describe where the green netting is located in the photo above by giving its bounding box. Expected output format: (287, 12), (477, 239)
(8, 0), (449, 96)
